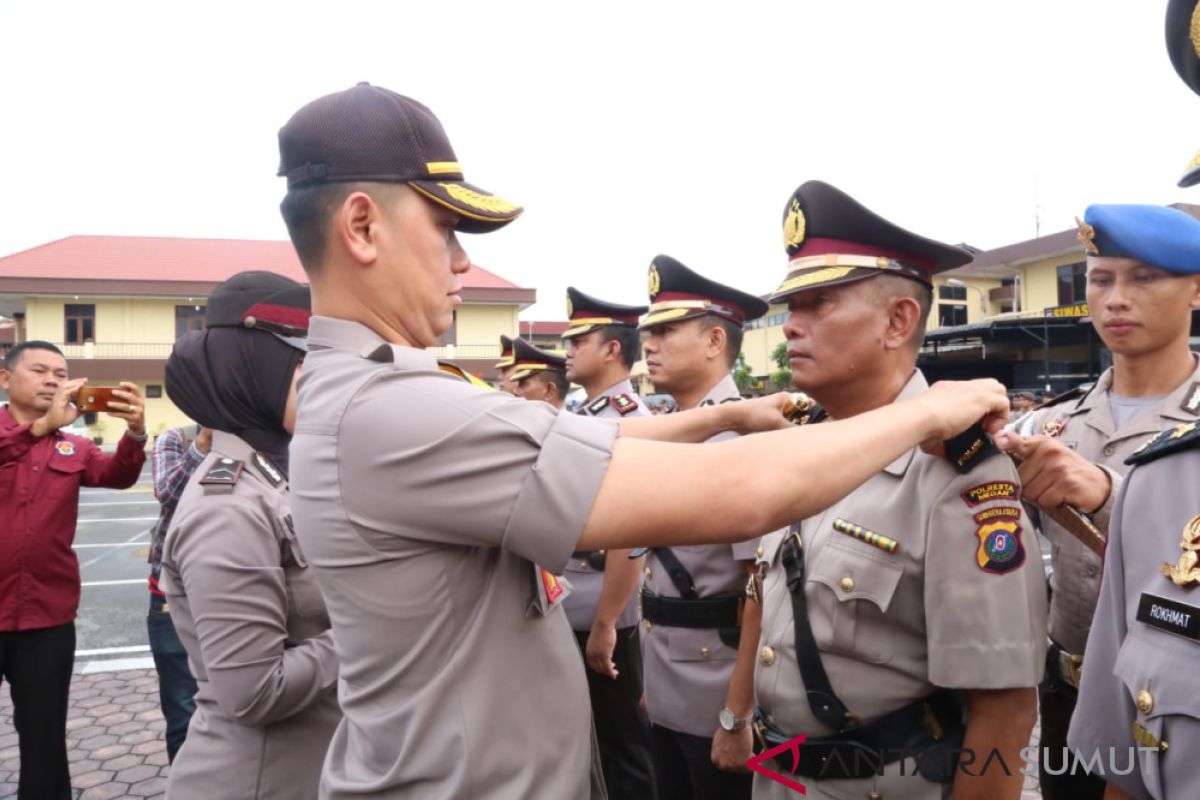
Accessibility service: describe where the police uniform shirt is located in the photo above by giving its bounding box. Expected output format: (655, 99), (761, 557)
(1016, 356), (1200, 656)
(1068, 430), (1200, 800)
(290, 317), (618, 799)
(641, 373), (762, 738)
(161, 430), (340, 800)
(754, 371), (1048, 798)
(563, 378), (650, 633)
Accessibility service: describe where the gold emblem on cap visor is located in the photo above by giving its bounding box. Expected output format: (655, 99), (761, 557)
(565, 295), (574, 318)
(783, 198), (807, 250)
(438, 183), (520, 215)
(648, 264), (662, 298)
(1191, 0), (1200, 59)
(1075, 216), (1100, 255)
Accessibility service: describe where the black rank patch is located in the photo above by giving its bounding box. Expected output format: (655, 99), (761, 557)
(199, 457), (243, 487)
(252, 452), (284, 487)
(611, 393), (638, 415)
(944, 423), (1000, 474)
(587, 396), (611, 415)
(1137, 593), (1200, 643)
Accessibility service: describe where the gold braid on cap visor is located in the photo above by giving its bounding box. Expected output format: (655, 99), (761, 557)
(562, 317), (617, 338)
(640, 300), (744, 327)
(510, 363), (564, 380)
(771, 254), (928, 296)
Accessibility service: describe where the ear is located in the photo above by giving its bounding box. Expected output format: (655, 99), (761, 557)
(703, 321), (727, 362)
(336, 191), (382, 267)
(0, 369), (9, 391)
(601, 337), (621, 364)
(882, 296), (922, 352)
(1190, 275), (1200, 310)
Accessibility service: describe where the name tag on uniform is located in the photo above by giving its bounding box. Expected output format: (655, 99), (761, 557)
(1137, 592), (1200, 642)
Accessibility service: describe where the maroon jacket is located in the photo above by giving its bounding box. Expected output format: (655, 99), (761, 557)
(0, 405), (146, 631)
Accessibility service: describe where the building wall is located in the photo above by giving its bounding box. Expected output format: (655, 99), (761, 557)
(25, 296), (203, 344)
(456, 305), (517, 346)
(928, 275), (1004, 328)
(741, 302), (788, 379)
(1019, 253), (1083, 313)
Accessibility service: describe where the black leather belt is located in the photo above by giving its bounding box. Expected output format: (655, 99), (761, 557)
(754, 689), (965, 782)
(640, 587), (742, 629)
(570, 551), (607, 571)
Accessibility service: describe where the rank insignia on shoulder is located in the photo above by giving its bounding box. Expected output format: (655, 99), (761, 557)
(1184, 381), (1200, 416)
(199, 457), (243, 488)
(252, 452), (284, 487)
(587, 396), (611, 415)
(611, 393), (638, 415)
(1126, 421), (1200, 466)
(962, 481), (1021, 506)
(437, 360), (494, 390)
(943, 423), (1000, 474)
(974, 520), (1026, 574)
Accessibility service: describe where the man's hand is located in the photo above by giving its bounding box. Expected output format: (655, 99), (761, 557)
(994, 431), (1111, 512)
(727, 392), (793, 435)
(710, 726), (753, 773)
(195, 426), (213, 454)
(911, 379), (1010, 455)
(585, 621), (619, 679)
(31, 378), (87, 437)
(108, 381), (147, 438)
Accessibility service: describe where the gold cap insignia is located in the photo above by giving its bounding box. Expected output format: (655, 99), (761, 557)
(783, 198), (807, 250)
(438, 183), (520, 214)
(565, 294), (574, 319)
(648, 264), (662, 298)
(1191, 0), (1200, 59)
(1161, 513), (1200, 587)
(1075, 216), (1100, 255)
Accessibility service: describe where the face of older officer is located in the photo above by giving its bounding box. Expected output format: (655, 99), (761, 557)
(781, 275), (927, 408)
(309, 185), (472, 349)
(513, 373), (563, 408)
(1086, 256), (1200, 359)
(0, 346), (69, 417)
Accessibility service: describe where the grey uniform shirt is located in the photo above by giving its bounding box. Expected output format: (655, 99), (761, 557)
(1017, 357), (1200, 655)
(290, 318), (618, 799)
(754, 372), (1047, 800)
(641, 373), (761, 738)
(161, 431), (340, 800)
(1069, 438), (1200, 800)
(563, 378), (650, 633)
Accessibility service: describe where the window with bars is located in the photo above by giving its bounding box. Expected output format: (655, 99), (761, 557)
(64, 304), (95, 343)
(1057, 262), (1087, 305)
(938, 304), (967, 327)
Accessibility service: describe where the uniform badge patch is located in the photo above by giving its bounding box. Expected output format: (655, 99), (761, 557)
(55, 440), (76, 456)
(1160, 513), (1200, 588)
(199, 457), (243, 487)
(252, 452), (284, 487)
(587, 396), (611, 415)
(973, 506), (1023, 525)
(975, 520), (1026, 574)
(611, 393), (638, 415)
(962, 481), (1020, 506)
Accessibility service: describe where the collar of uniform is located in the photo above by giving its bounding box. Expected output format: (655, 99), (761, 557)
(306, 316), (387, 354)
(210, 430), (256, 463)
(1075, 355), (1200, 439)
(1159, 352), (1200, 422)
(696, 373), (740, 407)
(881, 370), (925, 476)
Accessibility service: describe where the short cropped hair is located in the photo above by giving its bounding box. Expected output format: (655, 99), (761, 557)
(869, 275), (932, 349)
(599, 325), (642, 370)
(698, 316), (744, 369)
(4, 340), (64, 370)
(279, 182), (403, 273)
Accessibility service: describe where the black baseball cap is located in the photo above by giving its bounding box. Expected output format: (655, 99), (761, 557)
(278, 83), (523, 233)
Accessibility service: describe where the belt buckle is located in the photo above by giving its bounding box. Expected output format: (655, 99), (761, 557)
(1058, 649), (1083, 689)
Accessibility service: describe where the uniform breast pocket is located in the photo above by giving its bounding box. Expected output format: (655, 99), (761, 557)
(46, 455), (86, 498)
(666, 627), (738, 663)
(808, 543), (904, 664)
(1112, 632), (1199, 800)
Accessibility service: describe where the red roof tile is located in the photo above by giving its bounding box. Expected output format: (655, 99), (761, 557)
(0, 236), (521, 289)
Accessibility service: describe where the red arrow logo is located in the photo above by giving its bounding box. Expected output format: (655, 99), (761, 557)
(746, 733), (808, 794)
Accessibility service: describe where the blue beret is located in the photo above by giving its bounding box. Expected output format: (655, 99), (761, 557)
(1077, 205), (1200, 274)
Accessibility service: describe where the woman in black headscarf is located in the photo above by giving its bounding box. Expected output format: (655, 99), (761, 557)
(159, 272), (339, 800)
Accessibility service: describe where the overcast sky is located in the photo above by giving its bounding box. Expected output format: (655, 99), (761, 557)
(2, 1), (1196, 319)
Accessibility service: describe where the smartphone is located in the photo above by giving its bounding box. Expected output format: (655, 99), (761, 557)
(76, 386), (120, 413)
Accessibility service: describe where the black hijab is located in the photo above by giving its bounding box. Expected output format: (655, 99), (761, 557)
(165, 327), (302, 474)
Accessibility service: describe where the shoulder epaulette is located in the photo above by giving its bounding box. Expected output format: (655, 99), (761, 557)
(1126, 421), (1200, 466)
(611, 393), (639, 415)
(586, 396), (610, 415)
(1032, 384), (1090, 412)
(199, 457), (243, 492)
(251, 452), (285, 488)
(438, 360), (495, 391)
(1182, 380), (1200, 416)
(943, 423), (1002, 475)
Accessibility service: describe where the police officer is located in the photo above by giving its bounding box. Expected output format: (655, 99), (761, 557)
(508, 337), (570, 406)
(160, 273), (339, 799)
(997, 203), (1200, 799)
(275, 82), (1014, 798)
(748, 182), (1048, 799)
(638, 255), (768, 800)
(562, 287), (657, 799)
(1068, 419), (1200, 800)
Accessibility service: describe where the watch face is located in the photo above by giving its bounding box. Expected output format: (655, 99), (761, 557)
(719, 708), (734, 730)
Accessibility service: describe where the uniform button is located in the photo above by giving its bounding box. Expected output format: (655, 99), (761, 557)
(756, 545), (764, 558)
(1103, 444), (1116, 457)
(1136, 690), (1154, 715)
(839, 576), (855, 593)
(760, 646), (777, 666)
(645, 568), (652, 580)
(868, 793), (882, 800)
(700, 647), (710, 658)
(1085, 564), (1098, 578)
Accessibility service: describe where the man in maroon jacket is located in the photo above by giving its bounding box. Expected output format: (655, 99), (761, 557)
(0, 340), (146, 800)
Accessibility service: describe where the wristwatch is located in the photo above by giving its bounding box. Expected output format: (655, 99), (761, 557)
(719, 707), (752, 732)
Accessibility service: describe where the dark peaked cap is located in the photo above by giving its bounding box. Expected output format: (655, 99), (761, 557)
(562, 287), (648, 339)
(639, 255), (768, 329)
(771, 181), (972, 303)
(509, 337), (566, 382)
(1166, 0), (1200, 186)
(495, 334), (516, 368)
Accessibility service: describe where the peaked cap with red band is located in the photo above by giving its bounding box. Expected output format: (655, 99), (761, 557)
(640, 255), (768, 330)
(771, 181), (972, 303)
(509, 337), (567, 382)
(495, 334), (516, 368)
(562, 287), (648, 339)
(205, 271), (312, 351)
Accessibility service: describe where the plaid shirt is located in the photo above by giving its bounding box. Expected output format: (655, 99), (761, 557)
(148, 426), (205, 595)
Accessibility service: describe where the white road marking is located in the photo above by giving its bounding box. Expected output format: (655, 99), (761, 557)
(81, 579), (145, 587)
(73, 541), (148, 549)
(77, 516), (158, 524)
(78, 529), (151, 569)
(78, 656), (156, 674)
(75, 644), (151, 657)
(78, 500), (160, 507)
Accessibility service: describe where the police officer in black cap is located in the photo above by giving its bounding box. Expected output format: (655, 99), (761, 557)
(160, 271), (340, 800)
(509, 337), (571, 407)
